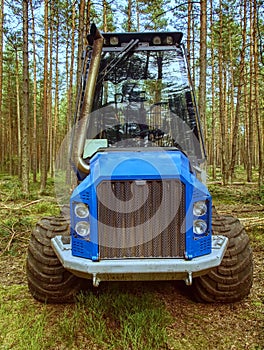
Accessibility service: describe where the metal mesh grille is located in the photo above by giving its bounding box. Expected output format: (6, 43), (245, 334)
(97, 179), (185, 259)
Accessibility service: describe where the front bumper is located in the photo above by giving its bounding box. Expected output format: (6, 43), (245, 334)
(51, 235), (228, 287)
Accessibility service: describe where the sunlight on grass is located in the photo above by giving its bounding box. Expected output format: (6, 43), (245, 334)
(54, 289), (173, 350)
(0, 285), (48, 350)
(0, 284), (173, 350)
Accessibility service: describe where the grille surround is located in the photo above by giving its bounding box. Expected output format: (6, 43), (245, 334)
(97, 179), (185, 259)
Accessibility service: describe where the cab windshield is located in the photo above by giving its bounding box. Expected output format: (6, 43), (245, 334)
(85, 46), (205, 162)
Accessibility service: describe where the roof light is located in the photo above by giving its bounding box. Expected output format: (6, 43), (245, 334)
(110, 36), (119, 45)
(165, 36), (173, 45)
(153, 36), (161, 45)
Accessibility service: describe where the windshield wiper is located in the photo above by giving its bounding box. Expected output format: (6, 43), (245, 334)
(97, 39), (139, 86)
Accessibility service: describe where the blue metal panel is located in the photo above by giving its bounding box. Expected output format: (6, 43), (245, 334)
(70, 180), (99, 260)
(70, 150), (212, 260)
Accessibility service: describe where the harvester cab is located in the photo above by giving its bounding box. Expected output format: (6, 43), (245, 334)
(70, 24), (206, 181)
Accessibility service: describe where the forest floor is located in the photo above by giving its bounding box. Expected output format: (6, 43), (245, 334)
(0, 173), (263, 350)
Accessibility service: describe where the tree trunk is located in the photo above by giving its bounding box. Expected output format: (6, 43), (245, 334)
(0, 0), (3, 171)
(229, 0), (247, 182)
(15, 49), (21, 178)
(247, 0), (254, 182)
(67, 2), (76, 133)
(187, 0), (195, 87)
(48, 1), (54, 177)
(228, 27), (235, 178)
(127, 0), (132, 31)
(209, 0), (216, 180)
(76, 0), (85, 92)
(86, 0), (91, 34)
(103, 0), (107, 32)
(40, 0), (49, 193)
(7, 76), (12, 174)
(30, 0), (37, 182)
(191, 4), (196, 90)
(187, 0), (192, 58)
(198, 0), (207, 146)
(136, 0), (140, 31)
(253, 0), (263, 187)
(52, 6), (59, 178)
(218, 0), (228, 185)
(22, 0), (30, 194)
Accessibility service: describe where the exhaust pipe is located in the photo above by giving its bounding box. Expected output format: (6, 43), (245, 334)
(70, 24), (104, 177)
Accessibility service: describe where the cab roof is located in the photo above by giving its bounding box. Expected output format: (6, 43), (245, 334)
(102, 31), (183, 47)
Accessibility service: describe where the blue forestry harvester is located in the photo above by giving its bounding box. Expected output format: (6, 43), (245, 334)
(26, 25), (253, 303)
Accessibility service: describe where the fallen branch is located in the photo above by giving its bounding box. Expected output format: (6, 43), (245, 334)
(0, 227), (31, 255)
(0, 198), (57, 211)
(239, 216), (260, 222)
(239, 217), (264, 227)
(20, 199), (44, 208)
(233, 207), (264, 213)
(1, 224), (16, 255)
(208, 181), (258, 186)
(231, 182), (258, 186)
(5, 231), (16, 252)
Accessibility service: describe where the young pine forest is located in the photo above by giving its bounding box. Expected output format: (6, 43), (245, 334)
(0, 0), (263, 192)
(0, 2), (264, 350)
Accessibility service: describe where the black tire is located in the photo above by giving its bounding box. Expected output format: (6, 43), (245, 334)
(191, 214), (253, 303)
(26, 216), (86, 303)
(60, 204), (70, 220)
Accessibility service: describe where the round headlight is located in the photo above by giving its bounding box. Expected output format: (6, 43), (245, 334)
(75, 203), (89, 218)
(193, 220), (207, 235)
(193, 201), (207, 216)
(75, 221), (90, 238)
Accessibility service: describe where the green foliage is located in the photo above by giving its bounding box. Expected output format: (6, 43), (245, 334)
(0, 174), (57, 201)
(138, 0), (169, 30)
(208, 166), (263, 206)
(248, 227), (264, 251)
(209, 10), (242, 64)
(209, 183), (262, 206)
(208, 170), (264, 253)
(0, 174), (60, 256)
(258, 185), (264, 205)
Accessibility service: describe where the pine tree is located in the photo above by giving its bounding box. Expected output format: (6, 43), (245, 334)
(22, 0), (30, 194)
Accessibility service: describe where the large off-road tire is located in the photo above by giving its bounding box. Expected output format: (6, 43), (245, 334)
(191, 214), (253, 303)
(26, 216), (85, 303)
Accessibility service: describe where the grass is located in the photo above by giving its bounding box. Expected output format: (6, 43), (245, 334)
(0, 174), (60, 256)
(0, 174), (173, 349)
(0, 284), (172, 350)
(0, 285), (48, 350)
(209, 182), (264, 206)
(0, 171), (263, 350)
(208, 166), (264, 205)
(1, 282), (262, 350)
